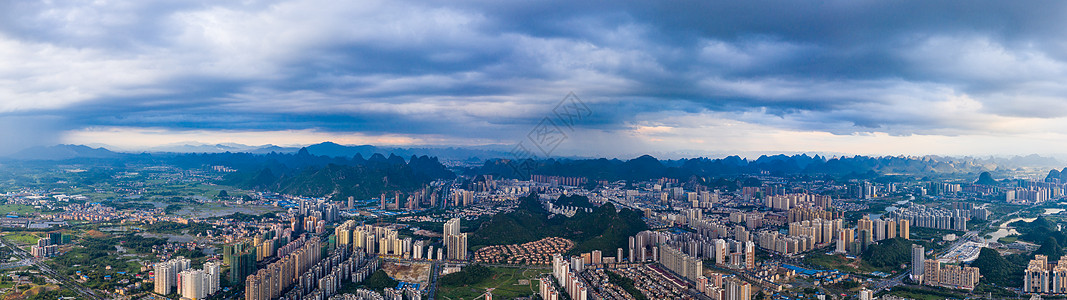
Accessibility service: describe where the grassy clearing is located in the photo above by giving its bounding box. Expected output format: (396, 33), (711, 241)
(997, 236), (1019, 244)
(1, 232), (40, 245)
(0, 204), (37, 216)
(436, 267), (546, 300)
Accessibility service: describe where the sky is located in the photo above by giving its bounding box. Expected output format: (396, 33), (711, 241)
(2, 0), (1067, 158)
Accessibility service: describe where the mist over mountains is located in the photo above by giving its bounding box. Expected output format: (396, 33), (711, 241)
(4, 143), (1066, 181)
(6, 142), (510, 163)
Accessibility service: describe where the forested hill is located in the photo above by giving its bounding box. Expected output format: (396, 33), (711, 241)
(472, 154), (1062, 181)
(469, 194), (647, 254)
(220, 149), (455, 200)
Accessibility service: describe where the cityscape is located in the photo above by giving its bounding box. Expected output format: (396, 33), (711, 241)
(0, 148), (1063, 300)
(4, 1), (1067, 300)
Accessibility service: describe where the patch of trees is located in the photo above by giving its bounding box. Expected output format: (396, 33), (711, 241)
(606, 270), (648, 300)
(439, 264), (492, 286)
(971, 247), (1028, 288)
(861, 238), (914, 268)
(363, 270), (399, 290)
(469, 194), (648, 254)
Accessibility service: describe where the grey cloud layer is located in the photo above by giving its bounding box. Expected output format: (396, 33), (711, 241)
(2, 0), (1067, 148)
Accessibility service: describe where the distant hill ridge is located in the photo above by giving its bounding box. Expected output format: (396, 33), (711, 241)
(7, 144), (120, 160)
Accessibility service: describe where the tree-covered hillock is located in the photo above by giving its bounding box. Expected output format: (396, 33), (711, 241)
(971, 247), (1028, 288)
(470, 194), (647, 253)
(860, 238), (913, 268)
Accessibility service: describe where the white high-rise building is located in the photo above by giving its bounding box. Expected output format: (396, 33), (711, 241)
(444, 218), (467, 260)
(204, 261), (221, 295)
(873, 219), (886, 241)
(154, 259), (221, 300)
(154, 257), (191, 295)
(444, 218), (461, 237)
(725, 278), (750, 300)
(714, 239), (727, 265)
(179, 269), (206, 300)
(154, 262), (176, 295)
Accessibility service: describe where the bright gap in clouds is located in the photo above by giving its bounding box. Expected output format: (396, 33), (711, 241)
(61, 127), (497, 151)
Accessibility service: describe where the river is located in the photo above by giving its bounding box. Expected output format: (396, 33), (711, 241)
(983, 217), (1037, 244)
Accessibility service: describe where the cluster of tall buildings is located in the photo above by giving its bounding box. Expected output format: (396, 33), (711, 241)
(629, 230), (755, 270)
(295, 199), (342, 224)
(758, 231), (813, 256)
(926, 182), (962, 196)
(830, 215), (911, 255)
(696, 273), (751, 300)
(378, 186), (450, 211)
(658, 245), (704, 282)
(154, 257), (191, 295)
(30, 234), (60, 258)
(788, 218), (842, 246)
(1024, 254), (1067, 294)
(245, 237), (323, 300)
(1008, 180), (1065, 205)
(921, 259), (980, 290)
(222, 242), (258, 286)
(764, 193), (833, 211)
(848, 181), (887, 199)
(177, 261), (221, 300)
(689, 190), (720, 208)
(857, 216), (910, 241)
(443, 218), (468, 260)
(450, 190), (474, 207)
(786, 206), (839, 223)
(548, 254), (589, 300)
(531, 175), (587, 187)
(279, 246), (380, 300)
(884, 204), (970, 231)
(336, 221), (443, 260)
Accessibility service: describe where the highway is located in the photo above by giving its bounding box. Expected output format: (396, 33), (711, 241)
(0, 239), (106, 299)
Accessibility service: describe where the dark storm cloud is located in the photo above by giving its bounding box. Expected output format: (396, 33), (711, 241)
(2, 0), (1067, 150)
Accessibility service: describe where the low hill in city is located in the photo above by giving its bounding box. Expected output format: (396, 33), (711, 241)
(469, 194), (647, 254)
(860, 238), (914, 268)
(971, 247), (1028, 288)
(553, 194), (596, 209)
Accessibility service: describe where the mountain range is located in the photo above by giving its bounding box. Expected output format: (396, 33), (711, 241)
(5, 142), (510, 162)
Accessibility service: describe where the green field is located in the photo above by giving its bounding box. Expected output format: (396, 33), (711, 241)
(997, 235), (1019, 244)
(0, 204), (38, 216)
(2, 232), (40, 245)
(436, 267), (547, 300)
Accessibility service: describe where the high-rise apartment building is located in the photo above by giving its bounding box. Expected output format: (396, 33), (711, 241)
(154, 257), (191, 295)
(444, 218), (467, 260)
(725, 278), (750, 300)
(911, 244), (924, 281)
(921, 259), (979, 290)
(899, 219), (910, 239)
(1024, 255), (1067, 294)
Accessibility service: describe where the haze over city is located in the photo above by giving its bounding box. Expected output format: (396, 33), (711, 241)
(3, 1), (1067, 157)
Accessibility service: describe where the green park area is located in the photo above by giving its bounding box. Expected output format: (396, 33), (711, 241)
(0, 204), (38, 216)
(436, 265), (546, 300)
(1, 232), (40, 245)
